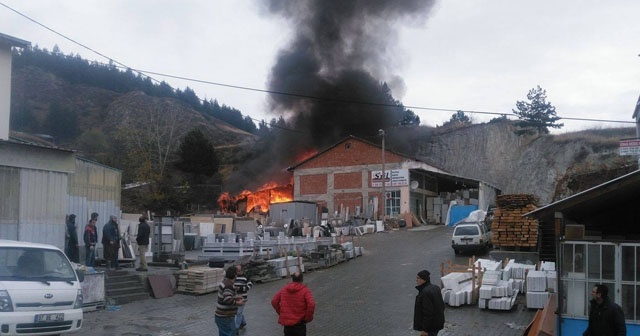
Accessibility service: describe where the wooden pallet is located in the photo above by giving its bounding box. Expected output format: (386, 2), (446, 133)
(177, 266), (224, 295)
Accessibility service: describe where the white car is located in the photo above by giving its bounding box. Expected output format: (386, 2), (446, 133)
(451, 221), (492, 255)
(0, 239), (84, 335)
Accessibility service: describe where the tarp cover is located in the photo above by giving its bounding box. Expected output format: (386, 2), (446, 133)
(448, 205), (479, 226)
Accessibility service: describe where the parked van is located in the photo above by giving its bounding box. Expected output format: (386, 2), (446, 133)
(0, 239), (84, 335)
(451, 221), (492, 255)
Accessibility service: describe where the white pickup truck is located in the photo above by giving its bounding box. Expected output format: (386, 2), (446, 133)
(0, 239), (84, 335)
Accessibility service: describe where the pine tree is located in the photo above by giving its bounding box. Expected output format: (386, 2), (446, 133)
(513, 86), (563, 135)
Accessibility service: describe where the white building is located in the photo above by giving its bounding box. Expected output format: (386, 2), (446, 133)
(0, 33), (121, 250)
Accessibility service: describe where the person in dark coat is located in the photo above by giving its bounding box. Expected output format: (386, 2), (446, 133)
(135, 215), (150, 271)
(102, 215), (121, 270)
(583, 284), (626, 336)
(413, 270), (445, 336)
(65, 214), (79, 263)
(271, 271), (315, 336)
(83, 217), (98, 266)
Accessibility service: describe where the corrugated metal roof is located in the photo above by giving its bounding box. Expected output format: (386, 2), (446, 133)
(3, 137), (75, 153)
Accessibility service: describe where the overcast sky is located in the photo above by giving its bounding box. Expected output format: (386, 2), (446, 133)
(1, 0), (639, 133)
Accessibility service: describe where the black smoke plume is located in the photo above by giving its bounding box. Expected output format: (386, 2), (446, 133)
(223, 0), (436, 193)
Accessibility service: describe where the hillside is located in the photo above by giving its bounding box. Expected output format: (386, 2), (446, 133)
(9, 62), (260, 213)
(414, 121), (637, 204)
(9, 51), (638, 211)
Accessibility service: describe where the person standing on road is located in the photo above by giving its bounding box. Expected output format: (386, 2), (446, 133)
(135, 215), (150, 271)
(234, 264), (253, 331)
(583, 283), (626, 336)
(271, 271), (316, 336)
(413, 270), (445, 336)
(102, 215), (121, 270)
(83, 217), (98, 267)
(216, 266), (244, 336)
(65, 214), (79, 263)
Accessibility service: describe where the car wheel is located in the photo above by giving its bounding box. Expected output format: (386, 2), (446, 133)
(454, 248), (460, 255)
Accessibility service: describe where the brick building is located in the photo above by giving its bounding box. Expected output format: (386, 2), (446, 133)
(288, 135), (499, 224)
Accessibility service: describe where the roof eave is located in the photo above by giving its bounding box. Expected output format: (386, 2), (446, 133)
(0, 33), (31, 49)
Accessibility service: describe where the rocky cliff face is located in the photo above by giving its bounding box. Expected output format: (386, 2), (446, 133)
(414, 121), (636, 205)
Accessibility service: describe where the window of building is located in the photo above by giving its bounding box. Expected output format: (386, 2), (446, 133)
(560, 241), (639, 322)
(384, 190), (400, 217)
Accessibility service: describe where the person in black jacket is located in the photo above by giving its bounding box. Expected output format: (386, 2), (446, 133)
(65, 214), (79, 263)
(135, 215), (150, 271)
(102, 215), (121, 270)
(413, 270), (445, 336)
(583, 284), (626, 336)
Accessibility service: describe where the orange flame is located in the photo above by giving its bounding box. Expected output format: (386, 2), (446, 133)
(218, 182), (293, 214)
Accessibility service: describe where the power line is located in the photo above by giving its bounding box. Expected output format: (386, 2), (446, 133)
(127, 67), (638, 125)
(2, 1), (635, 127)
(0, 1), (163, 86)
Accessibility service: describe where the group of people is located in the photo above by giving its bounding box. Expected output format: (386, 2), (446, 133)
(65, 213), (100, 266)
(215, 266), (316, 336)
(214, 265), (628, 336)
(64, 213), (151, 271)
(65, 214), (628, 336)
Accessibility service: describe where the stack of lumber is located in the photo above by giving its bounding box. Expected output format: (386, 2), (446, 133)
(493, 194), (539, 249)
(177, 266), (225, 295)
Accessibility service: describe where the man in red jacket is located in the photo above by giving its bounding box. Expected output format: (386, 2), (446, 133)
(271, 271), (316, 336)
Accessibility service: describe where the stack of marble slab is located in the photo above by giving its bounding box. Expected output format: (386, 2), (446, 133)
(268, 256), (305, 277)
(502, 260), (535, 293)
(526, 270), (549, 309)
(540, 261), (557, 293)
(474, 258), (502, 272)
(441, 272), (477, 307)
(342, 242), (363, 259)
(485, 289), (519, 310)
(478, 269), (518, 310)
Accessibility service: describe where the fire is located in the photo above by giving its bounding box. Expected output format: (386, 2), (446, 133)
(218, 182), (293, 214)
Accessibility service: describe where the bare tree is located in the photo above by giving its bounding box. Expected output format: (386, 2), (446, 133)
(114, 94), (194, 183)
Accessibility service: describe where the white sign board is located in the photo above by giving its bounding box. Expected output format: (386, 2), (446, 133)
(619, 138), (640, 156)
(371, 169), (409, 187)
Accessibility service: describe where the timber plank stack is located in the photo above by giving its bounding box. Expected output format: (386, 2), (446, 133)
(177, 266), (225, 295)
(493, 194), (539, 249)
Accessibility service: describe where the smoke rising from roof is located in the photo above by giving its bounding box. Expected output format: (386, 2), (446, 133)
(223, 1), (436, 193)
(266, 0), (435, 147)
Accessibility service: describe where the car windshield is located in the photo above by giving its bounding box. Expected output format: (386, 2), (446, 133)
(454, 226), (479, 236)
(0, 247), (77, 282)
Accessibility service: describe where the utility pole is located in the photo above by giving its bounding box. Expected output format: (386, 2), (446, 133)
(378, 129), (386, 226)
